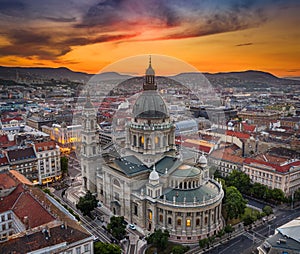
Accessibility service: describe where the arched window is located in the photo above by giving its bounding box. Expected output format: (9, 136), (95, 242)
(148, 210), (153, 220)
(184, 182), (187, 189)
(177, 218), (181, 226)
(188, 181), (191, 189)
(113, 179), (120, 187)
(133, 135), (137, 147)
(139, 136), (144, 147)
(196, 218), (200, 226)
(186, 219), (191, 227)
(155, 136), (160, 148)
(159, 214), (163, 222)
(168, 217), (172, 224)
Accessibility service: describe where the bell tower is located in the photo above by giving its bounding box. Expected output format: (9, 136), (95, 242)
(81, 91), (101, 193)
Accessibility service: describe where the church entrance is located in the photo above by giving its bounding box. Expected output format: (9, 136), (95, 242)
(111, 201), (121, 216)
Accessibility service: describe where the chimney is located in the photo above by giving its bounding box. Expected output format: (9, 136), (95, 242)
(23, 216), (29, 230)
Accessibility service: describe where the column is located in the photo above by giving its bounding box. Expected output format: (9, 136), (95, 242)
(163, 209), (167, 229)
(192, 212), (196, 234)
(208, 209), (211, 232)
(172, 211), (176, 234)
(183, 213), (186, 234)
(201, 211), (204, 233)
(152, 206), (156, 229)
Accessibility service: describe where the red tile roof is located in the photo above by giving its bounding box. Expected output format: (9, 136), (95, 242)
(1, 117), (23, 123)
(0, 135), (9, 143)
(0, 173), (17, 190)
(242, 123), (256, 132)
(175, 139), (213, 153)
(0, 184), (54, 227)
(0, 155), (8, 166)
(13, 191), (54, 228)
(210, 149), (245, 165)
(244, 158), (300, 173)
(226, 130), (250, 139)
(0, 184), (23, 213)
(34, 140), (56, 152)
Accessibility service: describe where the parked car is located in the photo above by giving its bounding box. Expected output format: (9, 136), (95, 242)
(129, 224), (136, 230)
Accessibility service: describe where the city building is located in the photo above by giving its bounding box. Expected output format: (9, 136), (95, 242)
(0, 170), (94, 253)
(82, 59), (224, 243)
(42, 123), (82, 154)
(258, 217), (300, 254)
(238, 111), (281, 128)
(6, 146), (39, 184)
(243, 149), (300, 196)
(34, 140), (62, 185)
(209, 144), (244, 177)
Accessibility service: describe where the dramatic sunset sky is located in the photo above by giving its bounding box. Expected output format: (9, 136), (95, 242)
(0, 0), (299, 77)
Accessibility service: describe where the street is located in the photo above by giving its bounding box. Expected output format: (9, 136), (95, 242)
(204, 207), (300, 254)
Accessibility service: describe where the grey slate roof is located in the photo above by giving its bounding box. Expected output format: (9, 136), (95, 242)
(114, 155), (148, 176)
(162, 181), (219, 203)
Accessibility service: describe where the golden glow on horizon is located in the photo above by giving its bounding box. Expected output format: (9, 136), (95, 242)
(0, 4), (299, 77)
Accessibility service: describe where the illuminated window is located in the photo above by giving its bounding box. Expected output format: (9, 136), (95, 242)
(186, 219), (191, 227)
(155, 136), (159, 144)
(149, 210), (152, 220)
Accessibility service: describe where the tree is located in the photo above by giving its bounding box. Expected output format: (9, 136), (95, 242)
(107, 216), (126, 241)
(224, 186), (247, 221)
(199, 238), (209, 248)
(294, 189), (300, 201)
(262, 205), (273, 216)
(224, 224), (234, 234)
(171, 245), (190, 254)
(60, 156), (68, 175)
(226, 170), (251, 194)
(76, 190), (98, 217)
(213, 168), (223, 180)
(250, 183), (267, 199)
(269, 188), (285, 204)
(243, 214), (255, 226)
(147, 229), (170, 250)
(94, 242), (121, 254)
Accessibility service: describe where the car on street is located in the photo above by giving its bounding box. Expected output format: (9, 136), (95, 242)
(129, 224), (136, 230)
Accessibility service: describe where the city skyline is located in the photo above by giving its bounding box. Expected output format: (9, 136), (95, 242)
(0, 0), (299, 77)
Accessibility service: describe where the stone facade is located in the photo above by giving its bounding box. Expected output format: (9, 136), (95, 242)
(82, 59), (224, 243)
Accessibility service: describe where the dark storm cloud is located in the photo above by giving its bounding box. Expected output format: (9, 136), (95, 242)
(0, 28), (137, 59)
(43, 16), (77, 23)
(0, 0), (26, 16)
(76, 0), (181, 29)
(0, 0), (294, 61)
(76, 0), (270, 39)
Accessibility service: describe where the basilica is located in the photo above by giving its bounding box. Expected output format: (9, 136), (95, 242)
(80, 59), (224, 243)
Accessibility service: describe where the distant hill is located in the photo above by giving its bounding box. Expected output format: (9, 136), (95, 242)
(0, 66), (299, 87)
(94, 71), (132, 81)
(0, 66), (91, 82)
(173, 70), (300, 87)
